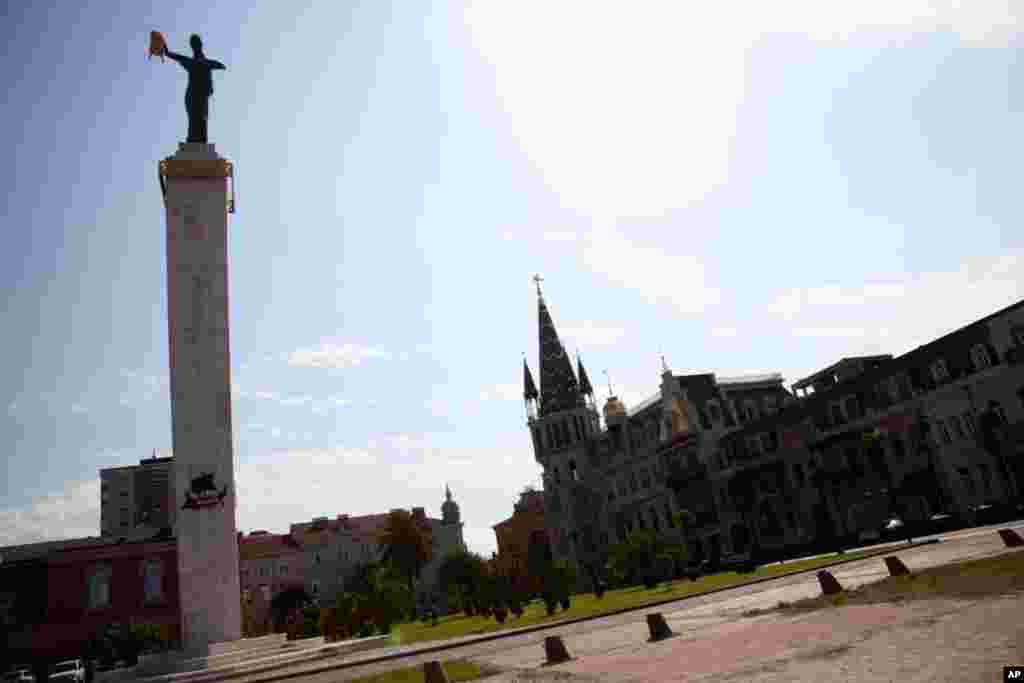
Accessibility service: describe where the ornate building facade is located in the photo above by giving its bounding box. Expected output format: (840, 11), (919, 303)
(524, 282), (1024, 581)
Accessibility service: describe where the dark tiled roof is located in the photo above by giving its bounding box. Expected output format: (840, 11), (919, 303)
(537, 294), (584, 416)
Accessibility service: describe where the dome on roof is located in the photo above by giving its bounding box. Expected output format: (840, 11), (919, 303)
(603, 396), (627, 420)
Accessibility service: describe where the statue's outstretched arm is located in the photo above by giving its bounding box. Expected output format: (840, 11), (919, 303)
(165, 49), (193, 69)
(208, 59), (226, 71)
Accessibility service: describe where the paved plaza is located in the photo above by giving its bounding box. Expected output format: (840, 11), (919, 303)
(212, 521), (1024, 683)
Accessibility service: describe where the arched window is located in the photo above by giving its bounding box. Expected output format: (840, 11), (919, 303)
(569, 460), (579, 481)
(553, 466), (561, 484)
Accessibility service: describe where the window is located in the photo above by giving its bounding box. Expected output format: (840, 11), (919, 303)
(311, 580), (320, 596)
(1011, 326), (1024, 346)
(552, 466), (561, 484)
(242, 589), (252, 603)
(641, 470), (651, 489)
(260, 585), (270, 601)
(845, 396), (861, 421)
(948, 416), (965, 441)
(630, 472), (638, 493)
(119, 507), (130, 528)
(978, 464), (993, 497)
(886, 377), (900, 403)
(87, 563), (112, 609)
(793, 463), (805, 487)
(963, 411), (977, 437)
(617, 480), (627, 497)
(279, 564), (288, 576)
(709, 403), (721, 423)
(970, 344), (992, 371)
(991, 401), (1008, 424)
(889, 434), (906, 459)
(936, 421), (951, 444)
(930, 359), (949, 383)
(143, 559), (164, 605)
(569, 460), (579, 481)
(958, 468), (976, 497)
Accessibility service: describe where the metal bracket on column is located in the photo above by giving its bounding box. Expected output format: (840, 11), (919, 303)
(158, 158), (235, 213)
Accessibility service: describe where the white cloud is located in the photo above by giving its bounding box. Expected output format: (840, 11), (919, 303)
(560, 321), (626, 349)
(240, 390), (357, 415)
(711, 326), (740, 339)
(542, 230), (579, 243)
(465, 2), (1021, 220)
(478, 383), (523, 402)
(582, 225), (721, 314)
(767, 249), (1024, 356)
(792, 327), (872, 339)
(425, 398), (453, 419)
(286, 341), (393, 369)
(0, 480), (99, 546)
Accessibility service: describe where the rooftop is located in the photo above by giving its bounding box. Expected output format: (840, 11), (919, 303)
(717, 372), (785, 386)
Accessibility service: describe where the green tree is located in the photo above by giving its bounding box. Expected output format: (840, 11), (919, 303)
(437, 550), (487, 602)
(340, 561), (414, 634)
(608, 529), (663, 586)
(674, 509), (696, 565)
(378, 509), (433, 594)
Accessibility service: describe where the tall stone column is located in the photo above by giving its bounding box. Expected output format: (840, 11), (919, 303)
(161, 142), (241, 653)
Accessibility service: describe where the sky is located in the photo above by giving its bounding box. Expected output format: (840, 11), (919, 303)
(1, 1), (1023, 557)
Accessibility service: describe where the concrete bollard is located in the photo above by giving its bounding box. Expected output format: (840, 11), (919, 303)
(646, 612), (674, 642)
(817, 569), (844, 596)
(544, 635), (572, 665)
(998, 529), (1024, 548)
(884, 556), (911, 577)
(423, 660), (450, 683)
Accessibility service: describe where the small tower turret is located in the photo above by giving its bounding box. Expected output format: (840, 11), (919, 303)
(524, 356), (539, 421)
(441, 484), (461, 526)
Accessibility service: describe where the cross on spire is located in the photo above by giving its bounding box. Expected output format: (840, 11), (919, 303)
(532, 273), (544, 296)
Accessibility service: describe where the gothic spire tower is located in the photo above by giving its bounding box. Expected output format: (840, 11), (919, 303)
(535, 275), (584, 417)
(526, 275), (601, 571)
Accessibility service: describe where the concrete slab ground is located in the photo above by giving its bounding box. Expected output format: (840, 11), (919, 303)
(225, 524), (1023, 683)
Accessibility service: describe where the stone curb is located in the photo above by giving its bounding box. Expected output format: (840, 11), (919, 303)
(241, 538), (945, 683)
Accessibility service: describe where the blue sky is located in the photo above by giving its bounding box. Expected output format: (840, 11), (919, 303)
(1, 2), (1022, 556)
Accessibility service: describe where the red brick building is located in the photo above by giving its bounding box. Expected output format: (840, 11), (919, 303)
(1, 536), (180, 665)
(492, 489), (549, 595)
